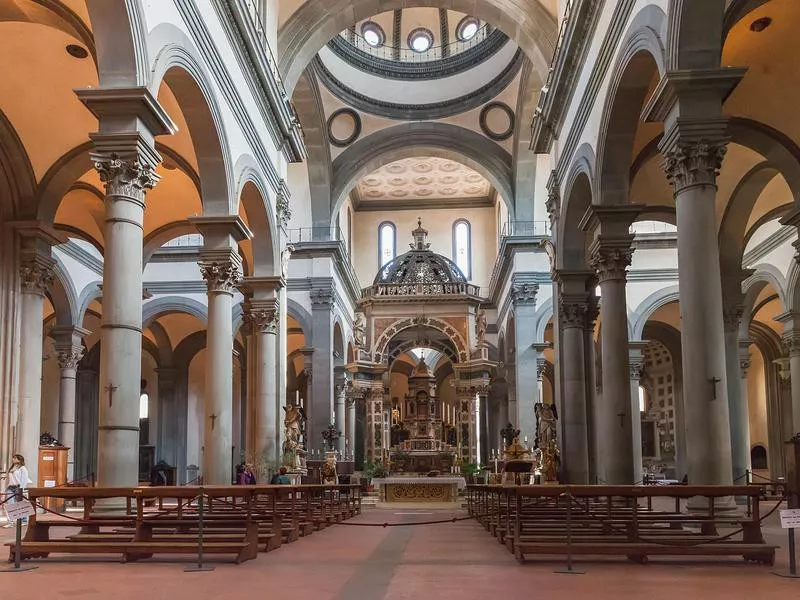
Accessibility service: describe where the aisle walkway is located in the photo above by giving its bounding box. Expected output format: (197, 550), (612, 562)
(2, 504), (798, 600)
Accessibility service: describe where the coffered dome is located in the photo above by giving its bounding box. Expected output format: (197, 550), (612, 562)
(374, 219), (467, 285)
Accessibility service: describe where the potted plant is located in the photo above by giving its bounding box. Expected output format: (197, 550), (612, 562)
(461, 462), (480, 484)
(361, 459), (376, 492)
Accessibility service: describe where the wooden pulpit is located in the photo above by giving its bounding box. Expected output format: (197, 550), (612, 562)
(38, 445), (69, 512)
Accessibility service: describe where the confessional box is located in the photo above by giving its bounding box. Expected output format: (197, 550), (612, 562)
(786, 438), (800, 509)
(38, 446), (69, 512)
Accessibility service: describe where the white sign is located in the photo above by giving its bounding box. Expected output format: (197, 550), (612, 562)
(4, 500), (35, 523)
(43, 480), (56, 488)
(779, 509), (800, 529)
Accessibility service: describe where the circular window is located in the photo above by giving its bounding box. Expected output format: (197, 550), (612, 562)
(408, 27), (434, 53)
(361, 21), (385, 47)
(457, 17), (480, 41)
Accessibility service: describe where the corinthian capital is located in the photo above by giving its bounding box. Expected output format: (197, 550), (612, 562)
(722, 305), (744, 332)
(783, 331), (800, 358)
(245, 305), (279, 335)
(590, 245), (633, 283)
(92, 153), (159, 201)
(56, 345), (84, 370)
(559, 299), (589, 329)
(663, 141), (727, 193)
(511, 282), (538, 306)
(199, 260), (241, 294)
(19, 255), (54, 295)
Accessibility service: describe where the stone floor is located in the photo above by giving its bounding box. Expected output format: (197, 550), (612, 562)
(1, 502), (798, 599)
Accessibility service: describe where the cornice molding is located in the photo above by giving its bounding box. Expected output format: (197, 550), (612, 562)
(742, 223), (795, 266)
(312, 49), (524, 121)
(56, 239), (103, 275)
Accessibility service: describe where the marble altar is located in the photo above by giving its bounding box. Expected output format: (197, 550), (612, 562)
(373, 476), (466, 502)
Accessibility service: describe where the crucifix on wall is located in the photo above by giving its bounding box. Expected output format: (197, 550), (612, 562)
(617, 411), (626, 428)
(209, 413), (218, 431)
(709, 377), (721, 400)
(104, 383), (118, 407)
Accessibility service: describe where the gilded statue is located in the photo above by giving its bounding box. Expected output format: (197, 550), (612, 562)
(475, 309), (487, 347)
(322, 452), (338, 484)
(283, 404), (303, 454)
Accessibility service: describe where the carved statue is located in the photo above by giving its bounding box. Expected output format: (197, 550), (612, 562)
(353, 311), (366, 349)
(475, 309), (487, 347)
(282, 404), (303, 455)
(535, 402), (558, 450)
(322, 453), (338, 484)
(281, 244), (294, 279)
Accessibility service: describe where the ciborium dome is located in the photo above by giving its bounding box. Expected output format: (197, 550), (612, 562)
(374, 219), (467, 286)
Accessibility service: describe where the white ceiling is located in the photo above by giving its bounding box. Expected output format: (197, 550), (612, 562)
(353, 156), (492, 208)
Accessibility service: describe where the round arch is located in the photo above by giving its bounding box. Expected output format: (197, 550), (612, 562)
(373, 317), (469, 364)
(278, 0), (557, 96)
(557, 143), (596, 270)
(142, 296), (209, 328)
(235, 156), (279, 277)
(595, 5), (666, 206)
(149, 25), (235, 215)
(631, 285), (681, 340)
(329, 122), (514, 228)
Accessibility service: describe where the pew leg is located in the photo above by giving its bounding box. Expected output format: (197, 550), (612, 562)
(627, 553), (648, 565)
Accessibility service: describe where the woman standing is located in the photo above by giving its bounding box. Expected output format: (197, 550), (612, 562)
(4, 454), (30, 527)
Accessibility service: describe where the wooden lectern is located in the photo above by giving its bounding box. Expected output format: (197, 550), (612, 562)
(38, 446), (69, 512)
(787, 435), (800, 509)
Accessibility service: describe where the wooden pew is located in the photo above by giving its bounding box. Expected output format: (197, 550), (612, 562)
(467, 484), (777, 566)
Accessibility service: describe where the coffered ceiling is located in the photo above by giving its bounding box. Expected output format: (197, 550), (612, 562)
(351, 156), (493, 210)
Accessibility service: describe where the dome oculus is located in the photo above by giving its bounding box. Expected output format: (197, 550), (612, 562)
(361, 21), (385, 47)
(457, 17), (480, 41)
(408, 27), (434, 53)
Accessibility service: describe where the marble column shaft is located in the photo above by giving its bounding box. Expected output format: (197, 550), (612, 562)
(628, 352), (645, 485)
(246, 301), (279, 465)
(52, 326), (89, 481)
(309, 286), (334, 452)
(199, 252), (241, 484)
(780, 322), (800, 436)
(511, 282), (538, 445)
(559, 298), (591, 483)
(93, 156), (159, 488)
(723, 307), (750, 484)
(16, 250), (55, 484)
(335, 382), (347, 456)
(666, 141), (734, 486)
(346, 395), (356, 459)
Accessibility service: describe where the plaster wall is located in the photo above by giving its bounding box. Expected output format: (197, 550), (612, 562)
(747, 344), (769, 454)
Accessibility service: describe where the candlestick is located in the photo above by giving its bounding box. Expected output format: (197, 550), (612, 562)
(295, 390), (299, 405)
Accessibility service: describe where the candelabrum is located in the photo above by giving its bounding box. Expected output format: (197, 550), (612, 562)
(322, 423), (341, 453)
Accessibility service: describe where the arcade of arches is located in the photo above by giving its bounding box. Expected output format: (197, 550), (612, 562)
(2, 0), (800, 531)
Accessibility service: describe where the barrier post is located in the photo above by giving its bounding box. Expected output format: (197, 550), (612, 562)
(185, 487), (214, 573)
(554, 489), (585, 575)
(0, 489), (38, 573)
(773, 435), (800, 579)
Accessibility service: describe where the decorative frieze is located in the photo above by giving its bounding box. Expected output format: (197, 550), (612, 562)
(590, 245), (633, 283)
(511, 282), (538, 306)
(19, 256), (54, 295)
(199, 261), (241, 294)
(92, 154), (159, 202)
(56, 345), (84, 370)
(663, 142), (727, 194)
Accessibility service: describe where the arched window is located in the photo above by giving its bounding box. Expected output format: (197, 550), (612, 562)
(378, 221), (396, 268)
(452, 219), (471, 279)
(751, 445), (768, 470)
(638, 386), (646, 413)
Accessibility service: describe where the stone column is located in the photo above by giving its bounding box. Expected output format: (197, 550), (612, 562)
(738, 342), (753, 478)
(155, 366), (177, 467)
(582, 207), (640, 485)
(628, 348), (646, 484)
(92, 156), (160, 488)
(511, 281), (539, 445)
(777, 312), (800, 436)
(723, 305), (751, 484)
(244, 298), (279, 465)
(645, 70), (744, 490)
(192, 217), (250, 485)
(558, 296), (591, 483)
(309, 285), (335, 453)
(346, 393), (356, 459)
(51, 326), (89, 481)
(14, 228), (57, 484)
(334, 380), (347, 456)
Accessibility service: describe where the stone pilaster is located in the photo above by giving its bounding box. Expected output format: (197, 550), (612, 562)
(628, 344), (647, 485)
(14, 222), (61, 485)
(776, 312), (800, 437)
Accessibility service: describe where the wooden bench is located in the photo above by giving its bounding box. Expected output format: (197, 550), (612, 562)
(466, 484), (777, 565)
